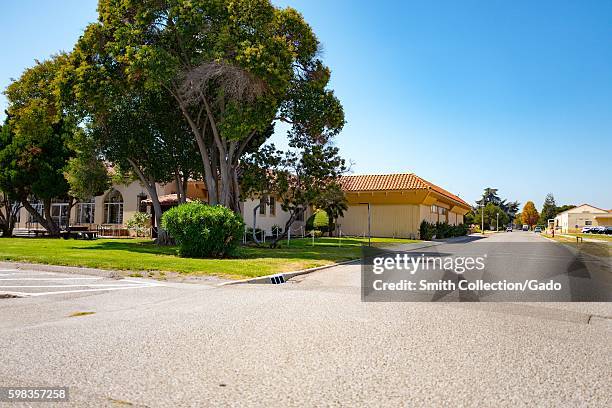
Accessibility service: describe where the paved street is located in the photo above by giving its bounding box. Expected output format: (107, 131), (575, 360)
(0, 232), (610, 407)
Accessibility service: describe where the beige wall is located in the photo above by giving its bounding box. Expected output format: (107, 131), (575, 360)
(554, 204), (611, 233)
(338, 204), (421, 239)
(241, 196), (306, 236)
(339, 202), (466, 239)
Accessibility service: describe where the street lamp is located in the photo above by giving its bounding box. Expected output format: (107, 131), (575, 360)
(496, 212), (499, 232)
(359, 202), (371, 246)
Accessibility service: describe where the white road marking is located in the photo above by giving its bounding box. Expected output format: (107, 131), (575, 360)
(0, 277), (103, 281)
(0, 284), (146, 288)
(0, 269), (164, 297)
(2, 285), (162, 297)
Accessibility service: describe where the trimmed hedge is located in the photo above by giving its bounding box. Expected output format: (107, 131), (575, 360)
(419, 221), (468, 240)
(162, 203), (244, 258)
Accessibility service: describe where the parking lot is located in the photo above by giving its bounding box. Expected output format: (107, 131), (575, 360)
(0, 268), (163, 298)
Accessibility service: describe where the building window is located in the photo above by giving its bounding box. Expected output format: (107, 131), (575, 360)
(431, 205), (438, 213)
(28, 201), (44, 223)
(76, 198), (95, 224)
(104, 189), (124, 224)
(269, 196), (276, 216)
(585, 221), (592, 225)
(438, 207), (447, 215)
(296, 206), (304, 221)
(259, 195), (267, 215)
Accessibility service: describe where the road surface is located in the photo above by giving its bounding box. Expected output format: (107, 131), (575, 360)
(0, 231), (610, 407)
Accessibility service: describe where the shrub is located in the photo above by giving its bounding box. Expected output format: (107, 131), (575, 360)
(126, 212), (151, 237)
(419, 220), (468, 240)
(162, 203), (244, 258)
(245, 227), (265, 241)
(306, 210), (329, 233)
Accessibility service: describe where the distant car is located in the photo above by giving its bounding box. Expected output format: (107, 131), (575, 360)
(581, 226), (592, 233)
(522, 225), (529, 231)
(506, 226), (513, 232)
(592, 226), (606, 234)
(534, 226), (542, 233)
(605, 226), (612, 235)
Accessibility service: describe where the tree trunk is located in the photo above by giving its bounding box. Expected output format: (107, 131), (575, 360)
(127, 158), (173, 246)
(0, 194), (19, 237)
(270, 208), (305, 248)
(21, 198), (60, 236)
(328, 217), (334, 237)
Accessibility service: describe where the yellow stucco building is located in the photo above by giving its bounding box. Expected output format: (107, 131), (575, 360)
(337, 173), (471, 239)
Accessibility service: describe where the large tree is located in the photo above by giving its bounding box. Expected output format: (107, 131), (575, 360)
(0, 57), (75, 236)
(241, 140), (346, 247)
(473, 202), (510, 230)
(67, 0), (344, 214)
(89, 90), (202, 244)
(475, 187), (519, 221)
(538, 193), (557, 226)
(521, 201), (539, 228)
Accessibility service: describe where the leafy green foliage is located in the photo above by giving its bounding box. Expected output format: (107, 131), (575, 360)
(313, 182), (347, 236)
(474, 187), (519, 222)
(69, 0), (344, 210)
(162, 203), (244, 258)
(472, 203), (510, 230)
(126, 212), (152, 237)
(306, 209), (329, 233)
(419, 221), (468, 240)
(538, 193), (557, 225)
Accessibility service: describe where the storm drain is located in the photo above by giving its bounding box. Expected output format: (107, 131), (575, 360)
(269, 275), (286, 284)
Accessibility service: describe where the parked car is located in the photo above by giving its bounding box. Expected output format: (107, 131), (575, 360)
(522, 225), (529, 231)
(506, 226), (512, 232)
(534, 226), (542, 233)
(605, 226), (612, 235)
(581, 226), (593, 233)
(591, 226), (606, 234)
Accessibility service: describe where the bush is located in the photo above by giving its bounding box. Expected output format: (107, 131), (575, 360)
(306, 210), (329, 233)
(245, 227), (265, 241)
(419, 220), (468, 240)
(162, 203), (244, 258)
(126, 212), (151, 237)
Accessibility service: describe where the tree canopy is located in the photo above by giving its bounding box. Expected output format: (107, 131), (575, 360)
(67, 0), (345, 213)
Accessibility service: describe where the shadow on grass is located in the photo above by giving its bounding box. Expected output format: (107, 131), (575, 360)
(76, 238), (367, 262)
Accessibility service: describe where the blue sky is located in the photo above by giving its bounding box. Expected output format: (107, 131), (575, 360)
(1, 0), (611, 209)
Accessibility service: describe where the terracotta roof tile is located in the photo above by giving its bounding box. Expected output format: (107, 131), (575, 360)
(142, 194), (192, 205)
(339, 173), (470, 208)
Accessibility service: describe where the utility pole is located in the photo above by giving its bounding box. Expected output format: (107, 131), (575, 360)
(496, 212), (499, 232)
(481, 204), (485, 235)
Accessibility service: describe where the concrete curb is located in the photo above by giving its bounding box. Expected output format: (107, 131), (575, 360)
(218, 241), (446, 286)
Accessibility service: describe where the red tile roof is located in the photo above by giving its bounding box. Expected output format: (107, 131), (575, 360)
(142, 194), (192, 205)
(339, 173), (470, 208)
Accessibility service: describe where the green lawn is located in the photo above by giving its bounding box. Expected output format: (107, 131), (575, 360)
(0, 237), (418, 279)
(566, 233), (612, 242)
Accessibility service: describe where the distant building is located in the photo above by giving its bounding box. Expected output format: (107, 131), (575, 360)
(337, 173), (471, 239)
(9, 172), (470, 239)
(553, 204), (612, 233)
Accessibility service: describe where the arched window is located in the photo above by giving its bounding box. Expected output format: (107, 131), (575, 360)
(104, 189), (124, 224)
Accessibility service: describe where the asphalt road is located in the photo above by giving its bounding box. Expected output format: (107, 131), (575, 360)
(0, 232), (610, 407)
